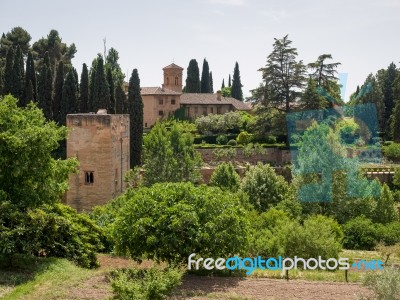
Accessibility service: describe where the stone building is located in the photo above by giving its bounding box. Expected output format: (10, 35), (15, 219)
(65, 111), (130, 211)
(132, 63), (252, 128)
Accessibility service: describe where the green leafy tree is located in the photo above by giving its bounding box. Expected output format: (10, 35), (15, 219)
(105, 47), (125, 87)
(92, 55), (110, 112)
(112, 182), (250, 264)
(343, 216), (378, 250)
(11, 45), (24, 101)
(23, 51), (37, 105)
(143, 122), (202, 185)
(381, 63), (398, 136)
(241, 163), (290, 212)
(231, 62), (243, 101)
(299, 78), (329, 110)
(61, 71), (78, 124)
(128, 69), (143, 167)
(79, 63), (89, 113)
(221, 86), (231, 97)
(88, 57), (97, 112)
(37, 52), (53, 120)
(115, 84), (126, 114)
(3, 46), (14, 95)
(106, 67), (115, 113)
(209, 162), (241, 192)
(373, 184), (398, 224)
(0, 95), (78, 209)
(0, 26), (31, 58)
(209, 71), (214, 93)
(52, 60), (64, 123)
(308, 54), (341, 88)
(185, 59), (200, 93)
(200, 58), (211, 93)
(392, 73), (400, 142)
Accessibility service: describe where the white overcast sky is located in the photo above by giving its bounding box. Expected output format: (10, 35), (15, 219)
(1, 0), (399, 100)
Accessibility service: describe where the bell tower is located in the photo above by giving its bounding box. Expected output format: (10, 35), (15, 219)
(163, 63), (183, 93)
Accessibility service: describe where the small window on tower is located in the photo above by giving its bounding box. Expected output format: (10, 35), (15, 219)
(175, 76), (179, 85)
(85, 171), (94, 184)
(159, 110), (164, 116)
(159, 99), (163, 105)
(171, 99), (176, 105)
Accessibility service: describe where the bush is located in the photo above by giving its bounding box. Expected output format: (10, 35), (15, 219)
(216, 134), (228, 145)
(393, 167), (400, 189)
(212, 147), (237, 160)
(227, 139), (237, 146)
(241, 163), (290, 212)
(242, 143), (266, 158)
(236, 131), (253, 145)
(343, 216), (378, 250)
(195, 111), (243, 134)
(360, 267), (400, 300)
(209, 162), (241, 192)
(265, 135), (277, 144)
(109, 267), (183, 300)
(0, 202), (104, 268)
(112, 183), (250, 264)
(384, 142), (400, 158)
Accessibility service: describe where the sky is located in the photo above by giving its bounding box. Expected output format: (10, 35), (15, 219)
(1, 0), (399, 101)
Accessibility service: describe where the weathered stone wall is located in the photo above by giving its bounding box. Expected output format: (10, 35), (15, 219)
(65, 114), (130, 211)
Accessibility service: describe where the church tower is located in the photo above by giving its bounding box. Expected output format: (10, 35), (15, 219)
(163, 63), (183, 93)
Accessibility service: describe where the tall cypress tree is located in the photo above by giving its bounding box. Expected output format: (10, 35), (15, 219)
(12, 45), (24, 101)
(128, 69), (143, 167)
(231, 62), (243, 101)
(209, 71), (214, 93)
(53, 60), (64, 123)
(221, 78), (225, 89)
(382, 63), (398, 136)
(37, 52), (53, 120)
(200, 59), (211, 93)
(79, 63), (89, 113)
(106, 67), (115, 113)
(228, 74), (231, 87)
(88, 58), (97, 112)
(115, 84), (126, 114)
(3, 47), (14, 95)
(23, 51), (36, 105)
(392, 73), (400, 142)
(185, 59), (200, 93)
(61, 71), (78, 125)
(92, 56), (110, 112)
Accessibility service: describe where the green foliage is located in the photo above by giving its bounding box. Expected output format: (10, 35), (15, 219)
(37, 52), (54, 120)
(185, 59), (200, 93)
(241, 163), (289, 212)
(106, 67), (115, 113)
(0, 202), (104, 268)
(0, 95), (78, 208)
(209, 162), (241, 192)
(143, 121), (202, 185)
(384, 142), (400, 158)
(93, 55), (110, 112)
(200, 58), (211, 93)
(115, 84), (126, 114)
(360, 267), (400, 300)
(0, 27), (31, 57)
(52, 60), (63, 122)
(231, 62), (243, 101)
(221, 86), (231, 97)
(242, 143), (266, 158)
(343, 216), (378, 250)
(212, 147), (237, 161)
(112, 183), (250, 264)
(373, 184), (398, 224)
(61, 70), (78, 122)
(11, 46), (24, 101)
(236, 131), (253, 145)
(227, 139), (237, 146)
(79, 63), (89, 113)
(128, 69), (144, 167)
(109, 267), (183, 300)
(393, 167), (400, 189)
(209, 71), (213, 93)
(216, 134), (228, 145)
(3, 46), (14, 95)
(23, 51), (36, 105)
(195, 111), (243, 134)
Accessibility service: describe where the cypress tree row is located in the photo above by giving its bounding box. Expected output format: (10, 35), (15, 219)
(115, 84), (126, 114)
(52, 60), (64, 123)
(228, 74), (231, 87)
(12, 46), (24, 101)
(3, 47), (15, 95)
(128, 69), (143, 167)
(37, 52), (53, 120)
(231, 62), (243, 101)
(185, 59), (200, 93)
(200, 58), (211, 93)
(61, 70), (78, 125)
(106, 67), (115, 113)
(92, 56), (110, 112)
(392, 74), (400, 142)
(23, 51), (36, 105)
(79, 63), (89, 113)
(209, 71), (214, 93)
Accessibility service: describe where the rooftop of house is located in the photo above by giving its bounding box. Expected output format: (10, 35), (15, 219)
(180, 93), (252, 111)
(162, 63), (184, 70)
(141, 86), (182, 95)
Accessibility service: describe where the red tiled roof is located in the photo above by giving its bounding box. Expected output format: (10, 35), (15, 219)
(141, 87), (182, 95)
(180, 93), (252, 111)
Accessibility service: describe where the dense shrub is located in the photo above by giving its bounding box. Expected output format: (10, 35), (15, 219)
(212, 147), (237, 160)
(227, 139), (237, 146)
(195, 111), (243, 134)
(112, 183), (250, 264)
(383, 142), (400, 159)
(216, 134), (228, 145)
(236, 131), (253, 145)
(109, 267), (183, 300)
(360, 267), (400, 300)
(209, 162), (241, 192)
(242, 143), (266, 158)
(373, 184), (398, 224)
(241, 163), (290, 212)
(0, 202), (104, 268)
(343, 216), (378, 250)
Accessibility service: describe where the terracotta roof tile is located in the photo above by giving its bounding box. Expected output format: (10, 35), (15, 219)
(180, 93), (252, 111)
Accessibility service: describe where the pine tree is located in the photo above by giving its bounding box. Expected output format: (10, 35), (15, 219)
(3, 46), (14, 95)
(185, 59), (200, 93)
(373, 184), (398, 224)
(382, 63), (398, 137)
(106, 67), (115, 113)
(200, 59), (211, 93)
(23, 51), (36, 105)
(115, 84), (126, 114)
(228, 74), (231, 87)
(128, 69), (143, 167)
(299, 78), (329, 110)
(209, 71), (214, 93)
(61, 71), (78, 125)
(53, 61), (64, 123)
(37, 52), (53, 120)
(12, 45), (24, 101)
(92, 56), (110, 112)
(221, 78), (225, 89)
(231, 62), (243, 101)
(79, 63), (89, 113)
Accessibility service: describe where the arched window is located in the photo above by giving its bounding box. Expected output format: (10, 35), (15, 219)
(175, 76), (179, 85)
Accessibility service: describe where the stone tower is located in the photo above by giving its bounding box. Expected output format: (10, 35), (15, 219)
(65, 111), (130, 211)
(163, 63), (183, 92)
